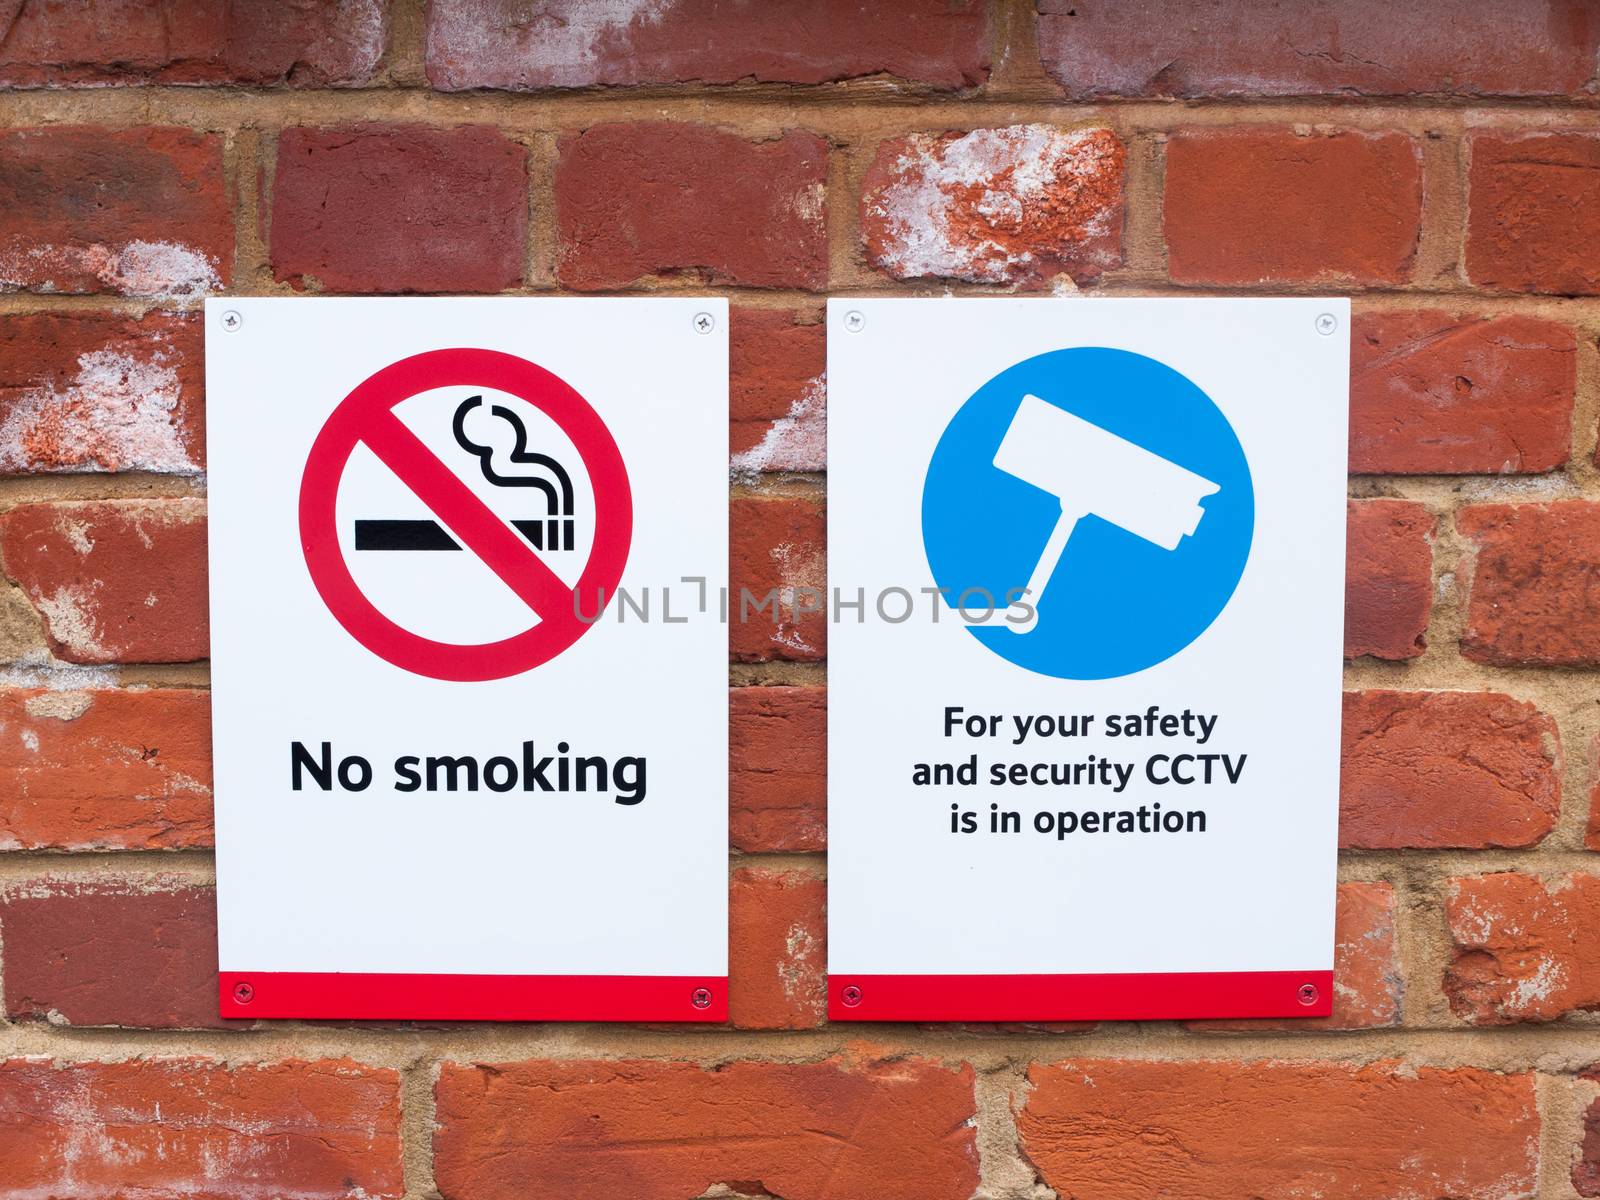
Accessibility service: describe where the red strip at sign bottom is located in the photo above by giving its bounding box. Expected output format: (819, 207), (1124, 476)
(827, 970), (1334, 1021)
(218, 972), (728, 1022)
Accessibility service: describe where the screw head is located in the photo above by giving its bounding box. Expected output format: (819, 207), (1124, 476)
(693, 311), (716, 335)
(232, 981), (255, 1005)
(1297, 982), (1319, 1006)
(691, 987), (712, 1009)
(1315, 312), (1338, 336)
(840, 984), (863, 1007)
(220, 309), (243, 332)
(843, 310), (866, 334)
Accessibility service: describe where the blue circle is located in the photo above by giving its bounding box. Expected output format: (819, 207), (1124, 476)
(922, 347), (1253, 679)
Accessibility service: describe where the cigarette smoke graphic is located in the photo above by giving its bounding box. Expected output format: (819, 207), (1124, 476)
(352, 396), (578, 553)
(452, 396), (576, 551)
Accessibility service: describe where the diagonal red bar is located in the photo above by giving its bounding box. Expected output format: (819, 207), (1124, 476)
(358, 410), (573, 622)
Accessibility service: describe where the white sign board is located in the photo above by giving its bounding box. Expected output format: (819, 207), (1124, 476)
(826, 299), (1347, 1021)
(206, 298), (728, 1021)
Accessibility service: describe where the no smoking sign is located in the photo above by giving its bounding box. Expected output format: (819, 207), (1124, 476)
(206, 299), (728, 1022)
(299, 347), (632, 681)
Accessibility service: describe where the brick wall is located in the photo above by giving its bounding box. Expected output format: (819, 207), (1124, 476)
(0, 0), (1597, 1196)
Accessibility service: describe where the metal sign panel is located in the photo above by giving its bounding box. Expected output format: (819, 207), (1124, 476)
(826, 298), (1348, 1021)
(206, 298), (728, 1021)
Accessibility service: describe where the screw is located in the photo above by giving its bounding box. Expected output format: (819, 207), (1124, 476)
(691, 987), (712, 1009)
(1297, 982), (1319, 1006)
(841, 984), (863, 1007)
(693, 311), (715, 335)
(843, 310), (866, 334)
(220, 309), (243, 332)
(232, 981), (255, 1005)
(1315, 312), (1338, 336)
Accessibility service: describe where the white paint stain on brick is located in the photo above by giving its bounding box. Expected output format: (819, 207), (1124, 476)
(779, 918), (819, 1006)
(732, 376), (825, 480)
(866, 125), (1122, 284)
(0, 660), (119, 692)
(23, 690), (95, 721)
(33, 584), (109, 662)
(341, 0), (389, 83)
(0, 240), (221, 300)
(770, 539), (823, 655)
(1507, 954), (1566, 1010)
(430, 0), (672, 88)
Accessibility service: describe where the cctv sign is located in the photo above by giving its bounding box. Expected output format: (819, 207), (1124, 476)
(206, 298), (728, 1021)
(826, 299), (1348, 1021)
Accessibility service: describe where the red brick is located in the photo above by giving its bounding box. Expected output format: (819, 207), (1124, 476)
(0, 0), (385, 88)
(730, 685), (825, 852)
(1188, 882), (1400, 1032)
(0, 880), (224, 1028)
(1018, 1059), (1538, 1200)
(1467, 133), (1600, 296)
(0, 312), (204, 475)
(1165, 129), (1421, 286)
(556, 123), (828, 291)
(1579, 1096), (1600, 1196)
(861, 125), (1124, 286)
(1350, 312), (1575, 475)
(0, 499), (209, 664)
(0, 687), (211, 851)
(0, 127), (230, 297)
(1459, 501), (1600, 666)
(426, 0), (988, 89)
(1345, 499), (1434, 660)
(0, 1057), (402, 1197)
(1446, 872), (1600, 1023)
(434, 1056), (978, 1200)
(1038, 0), (1600, 98)
(731, 495), (826, 662)
(270, 124), (527, 294)
(729, 868), (825, 1030)
(731, 308), (826, 476)
(1341, 690), (1559, 849)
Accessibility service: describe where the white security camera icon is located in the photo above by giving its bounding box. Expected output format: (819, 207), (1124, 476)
(992, 395), (1220, 632)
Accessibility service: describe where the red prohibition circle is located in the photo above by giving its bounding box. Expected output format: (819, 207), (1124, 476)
(299, 348), (632, 682)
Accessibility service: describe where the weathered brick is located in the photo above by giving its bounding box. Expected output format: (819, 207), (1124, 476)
(1459, 501), (1600, 666)
(730, 495), (826, 662)
(861, 125), (1123, 286)
(1188, 882), (1399, 1032)
(1446, 872), (1600, 1023)
(1350, 312), (1575, 475)
(1345, 499), (1434, 660)
(1467, 133), (1600, 296)
(270, 124), (527, 294)
(0, 312), (204, 475)
(556, 123), (828, 291)
(0, 499), (209, 664)
(730, 308), (826, 477)
(426, 0), (988, 89)
(1018, 1059), (1538, 1200)
(1341, 690), (1559, 849)
(0, 0), (385, 88)
(0, 1057), (403, 1197)
(729, 867), (825, 1030)
(1579, 1095), (1600, 1196)
(0, 880), (223, 1028)
(434, 1056), (978, 1200)
(1165, 129), (1421, 285)
(0, 127), (230, 297)
(730, 685), (825, 852)
(1037, 0), (1600, 98)
(0, 687), (211, 850)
